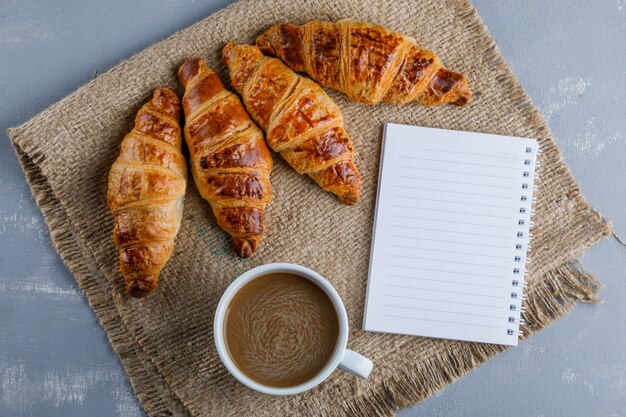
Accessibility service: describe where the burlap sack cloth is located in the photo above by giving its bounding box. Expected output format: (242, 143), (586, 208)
(7, 0), (611, 415)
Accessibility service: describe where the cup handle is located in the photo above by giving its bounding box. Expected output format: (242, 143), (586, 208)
(338, 349), (373, 378)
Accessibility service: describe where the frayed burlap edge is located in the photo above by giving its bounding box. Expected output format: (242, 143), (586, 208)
(337, 261), (605, 417)
(10, 142), (191, 417)
(7, 0), (612, 415)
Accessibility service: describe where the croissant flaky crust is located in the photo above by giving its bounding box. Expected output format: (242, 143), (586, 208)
(107, 88), (186, 297)
(256, 19), (472, 106)
(222, 42), (361, 205)
(178, 58), (273, 258)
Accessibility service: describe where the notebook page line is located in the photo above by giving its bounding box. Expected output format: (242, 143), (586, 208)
(387, 256), (508, 270)
(393, 195), (516, 210)
(398, 155), (518, 170)
(391, 214), (513, 230)
(395, 185), (513, 200)
(396, 175), (516, 190)
(389, 239), (508, 249)
(382, 304), (502, 319)
(386, 269), (507, 281)
(388, 245), (510, 258)
(386, 275), (507, 289)
(396, 165), (516, 180)
(383, 294), (502, 309)
(389, 228), (511, 239)
(425, 148), (515, 159)
(381, 315), (502, 329)
(385, 284), (504, 299)
(392, 207), (513, 220)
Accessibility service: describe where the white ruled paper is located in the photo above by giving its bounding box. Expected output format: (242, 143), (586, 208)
(363, 124), (539, 346)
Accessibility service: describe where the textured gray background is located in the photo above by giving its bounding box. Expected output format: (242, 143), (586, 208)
(1, 1), (625, 416)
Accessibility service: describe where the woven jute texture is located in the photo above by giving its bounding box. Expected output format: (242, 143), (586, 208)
(8, 0), (611, 415)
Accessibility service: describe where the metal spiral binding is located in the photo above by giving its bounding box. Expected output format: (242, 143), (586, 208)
(507, 145), (541, 338)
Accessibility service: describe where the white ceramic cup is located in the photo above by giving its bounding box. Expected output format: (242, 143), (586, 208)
(214, 262), (373, 395)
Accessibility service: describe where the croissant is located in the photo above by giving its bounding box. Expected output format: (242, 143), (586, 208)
(222, 42), (361, 205)
(178, 58), (273, 257)
(256, 19), (472, 106)
(107, 88), (186, 297)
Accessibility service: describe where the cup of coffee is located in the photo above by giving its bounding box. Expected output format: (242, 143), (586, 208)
(214, 263), (373, 395)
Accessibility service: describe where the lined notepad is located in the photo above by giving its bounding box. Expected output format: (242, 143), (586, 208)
(363, 124), (539, 346)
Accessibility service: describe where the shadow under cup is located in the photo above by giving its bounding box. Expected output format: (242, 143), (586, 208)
(222, 270), (342, 389)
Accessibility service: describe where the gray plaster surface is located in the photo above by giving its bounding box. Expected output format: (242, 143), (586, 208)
(1, 1), (625, 416)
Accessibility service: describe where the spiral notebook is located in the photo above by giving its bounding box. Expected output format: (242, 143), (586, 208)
(363, 124), (539, 346)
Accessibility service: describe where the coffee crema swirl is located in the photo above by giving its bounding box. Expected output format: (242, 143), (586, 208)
(224, 272), (340, 387)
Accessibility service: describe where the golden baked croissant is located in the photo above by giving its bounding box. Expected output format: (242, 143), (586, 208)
(256, 19), (472, 106)
(107, 88), (186, 297)
(178, 58), (273, 257)
(222, 42), (361, 205)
